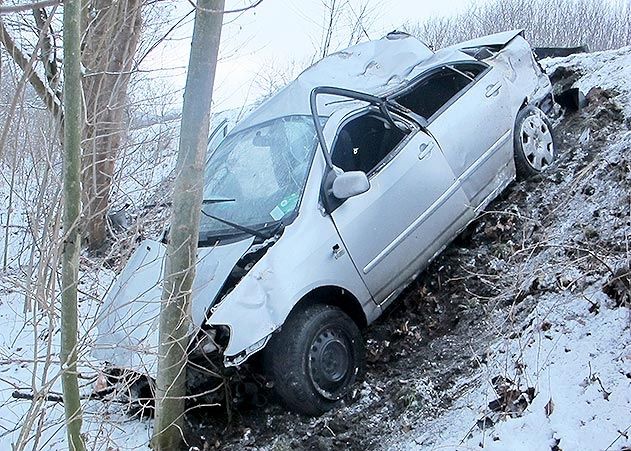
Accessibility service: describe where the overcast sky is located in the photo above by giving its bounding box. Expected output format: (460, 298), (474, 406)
(144, 0), (478, 112)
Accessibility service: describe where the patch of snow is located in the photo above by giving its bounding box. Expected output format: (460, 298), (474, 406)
(542, 46), (631, 115)
(386, 288), (630, 451)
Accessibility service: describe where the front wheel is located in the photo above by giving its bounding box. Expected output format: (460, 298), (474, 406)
(264, 304), (365, 416)
(513, 105), (556, 178)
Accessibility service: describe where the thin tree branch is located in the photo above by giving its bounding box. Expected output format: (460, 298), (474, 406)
(134, 8), (195, 70)
(0, 10), (61, 162)
(186, 0), (263, 14)
(0, 0), (61, 14)
(0, 18), (62, 121)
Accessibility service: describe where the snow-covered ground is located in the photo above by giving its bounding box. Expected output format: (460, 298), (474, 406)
(387, 288), (630, 451)
(0, 46), (629, 450)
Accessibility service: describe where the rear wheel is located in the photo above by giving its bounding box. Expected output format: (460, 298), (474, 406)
(264, 304), (364, 416)
(513, 105), (556, 178)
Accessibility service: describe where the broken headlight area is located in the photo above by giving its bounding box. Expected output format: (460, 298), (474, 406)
(187, 324), (272, 411)
(94, 325), (271, 417)
(190, 324), (231, 356)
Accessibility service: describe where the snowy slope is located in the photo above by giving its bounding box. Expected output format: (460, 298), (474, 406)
(386, 287), (630, 451)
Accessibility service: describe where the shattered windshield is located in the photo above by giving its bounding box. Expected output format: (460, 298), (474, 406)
(200, 115), (319, 239)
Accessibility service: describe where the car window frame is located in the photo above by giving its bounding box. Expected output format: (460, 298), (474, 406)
(329, 106), (421, 180)
(391, 60), (490, 125)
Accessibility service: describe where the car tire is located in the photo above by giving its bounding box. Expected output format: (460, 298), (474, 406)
(513, 105), (556, 178)
(264, 304), (365, 416)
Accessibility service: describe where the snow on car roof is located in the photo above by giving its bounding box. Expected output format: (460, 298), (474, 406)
(232, 32), (437, 133)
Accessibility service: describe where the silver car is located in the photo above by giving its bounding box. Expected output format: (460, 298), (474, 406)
(95, 29), (555, 415)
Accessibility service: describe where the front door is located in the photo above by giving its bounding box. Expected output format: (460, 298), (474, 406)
(328, 108), (471, 304)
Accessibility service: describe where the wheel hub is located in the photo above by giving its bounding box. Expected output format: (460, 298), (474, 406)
(308, 329), (351, 399)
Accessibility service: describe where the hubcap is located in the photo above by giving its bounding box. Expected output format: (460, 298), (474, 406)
(308, 328), (352, 400)
(520, 111), (554, 171)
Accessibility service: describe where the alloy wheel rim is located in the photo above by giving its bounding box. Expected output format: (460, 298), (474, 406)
(520, 111), (554, 171)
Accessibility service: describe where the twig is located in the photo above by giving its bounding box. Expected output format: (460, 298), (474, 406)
(186, 0), (264, 14)
(12, 390), (64, 403)
(604, 424), (630, 450)
(11, 388), (129, 404)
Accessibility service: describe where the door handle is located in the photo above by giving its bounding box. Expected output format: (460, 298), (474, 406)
(418, 142), (434, 160)
(485, 82), (501, 97)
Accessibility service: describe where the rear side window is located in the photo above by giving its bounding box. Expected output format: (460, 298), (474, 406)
(331, 113), (407, 175)
(395, 64), (484, 120)
(452, 62), (486, 79)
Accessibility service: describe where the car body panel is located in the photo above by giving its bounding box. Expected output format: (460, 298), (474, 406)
(426, 64), (513, 207)
(207, 149), (377, 365)
(329, 117), (471, 302)
(450, 29), (525, 51)
(94, 30), (553, 376)
(231, 32), (434, 135)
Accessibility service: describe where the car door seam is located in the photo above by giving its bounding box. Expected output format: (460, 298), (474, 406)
(363, 128), (510, 275)
(363, 179), (462, 274)
(376, 208), (471, 307)
(458, 129), (512, 188)
(421, 65), (494, 126)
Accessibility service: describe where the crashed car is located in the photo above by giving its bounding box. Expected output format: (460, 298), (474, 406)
(94, 29), (555, 415)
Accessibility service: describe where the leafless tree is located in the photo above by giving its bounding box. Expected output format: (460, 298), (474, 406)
(80, 0), (142, 251)
(405, 0), (631, 51)
(151, 0), (224, 449)
(254, 0), (377, 101)
(0, 0), (143, 252)
(60, 0), (86, 448)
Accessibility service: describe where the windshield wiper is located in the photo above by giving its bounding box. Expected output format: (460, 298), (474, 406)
(200, 209), (268, 239)
(144, 198), (235, 209)
(201, 198), (236, 204)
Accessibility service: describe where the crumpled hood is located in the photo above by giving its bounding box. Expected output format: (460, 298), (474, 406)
(92, 237), (254, 374)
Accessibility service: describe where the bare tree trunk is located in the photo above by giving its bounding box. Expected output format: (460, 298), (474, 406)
(60, 0), (86, 449)
(151, 1), (224, 449)
(81, 0), (141, 251)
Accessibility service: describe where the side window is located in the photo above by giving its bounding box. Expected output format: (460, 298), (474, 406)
(395, 64), (482, 120)
(331, 112), (407, 175)
(452, 62), (487, 80)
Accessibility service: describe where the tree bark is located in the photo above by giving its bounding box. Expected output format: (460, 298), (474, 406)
(60, 0), (86, 449)
(151, 1), (224, 449)
(81, 0), (141, 251)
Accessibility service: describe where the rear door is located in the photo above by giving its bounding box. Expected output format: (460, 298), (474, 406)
(392, 62), (513, 209)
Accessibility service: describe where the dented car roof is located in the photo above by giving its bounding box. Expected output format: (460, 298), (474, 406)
(233, 30), (527, 133)
(233, 32), (451, 132)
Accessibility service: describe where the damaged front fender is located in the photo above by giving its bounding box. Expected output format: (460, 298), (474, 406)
(92, 237), (254, 374)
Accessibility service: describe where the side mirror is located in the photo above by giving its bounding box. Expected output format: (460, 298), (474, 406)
(332, 171), (370, 199)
